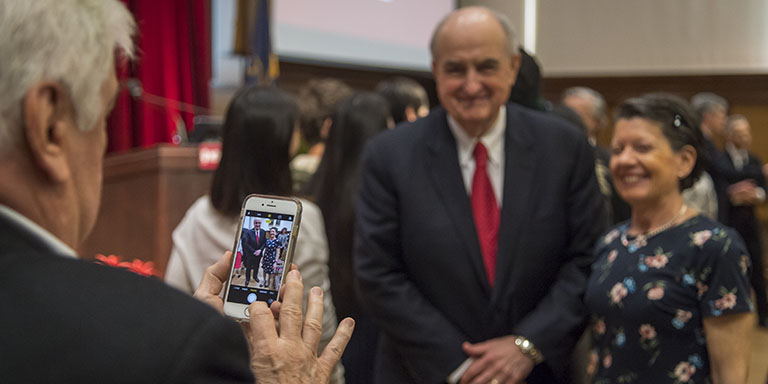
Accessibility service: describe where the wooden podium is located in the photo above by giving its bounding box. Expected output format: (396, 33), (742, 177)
(79, 144), (215, 276)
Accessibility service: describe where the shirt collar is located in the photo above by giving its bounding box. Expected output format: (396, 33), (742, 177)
(0, 204), (78, 258)
(726, 143), (747, 157)
(447, 106), (506, 167)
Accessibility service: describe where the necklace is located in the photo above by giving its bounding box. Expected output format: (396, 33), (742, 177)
(621, 205), (688, 253)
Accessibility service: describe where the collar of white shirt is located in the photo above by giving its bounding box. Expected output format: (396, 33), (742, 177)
(0, 204), (78, 258)
(447, 106), (506, 169)
(447, 106), (506, 205)
(726, 143), (748, 161)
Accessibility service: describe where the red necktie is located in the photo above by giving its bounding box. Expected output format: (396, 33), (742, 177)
(471, 142), (500, 286)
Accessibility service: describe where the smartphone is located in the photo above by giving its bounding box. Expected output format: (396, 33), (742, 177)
(223, 194), (302, 321)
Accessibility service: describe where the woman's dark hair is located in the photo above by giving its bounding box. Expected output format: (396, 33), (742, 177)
(614, 92), (706, 190)
(308, 92), (391, 318)
(210, 86), (297, 216)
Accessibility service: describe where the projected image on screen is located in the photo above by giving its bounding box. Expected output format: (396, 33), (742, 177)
(227, 210), (295, 305)
(274, 0), (455, 70)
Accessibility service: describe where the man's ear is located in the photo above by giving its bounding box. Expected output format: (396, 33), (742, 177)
(22, 81), (72, 183)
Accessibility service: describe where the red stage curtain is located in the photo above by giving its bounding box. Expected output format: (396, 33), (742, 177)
(108, 0), (211, 153)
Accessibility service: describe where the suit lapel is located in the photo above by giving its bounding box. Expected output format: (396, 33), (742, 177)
(490, 105), (537, 306)
(425, 110), (491, 296)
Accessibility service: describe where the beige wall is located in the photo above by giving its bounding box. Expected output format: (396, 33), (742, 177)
(461, 0), (768, 77)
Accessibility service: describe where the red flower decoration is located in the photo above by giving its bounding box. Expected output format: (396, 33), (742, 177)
(95, 254), (122, 267)
(118, 259), (159, 277)
(94, 254), (159, 278)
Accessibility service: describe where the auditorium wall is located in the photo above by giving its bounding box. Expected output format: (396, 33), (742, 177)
(213, 0), (768, 161)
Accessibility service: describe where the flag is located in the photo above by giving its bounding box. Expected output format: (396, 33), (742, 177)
(234, 0), (279, 85)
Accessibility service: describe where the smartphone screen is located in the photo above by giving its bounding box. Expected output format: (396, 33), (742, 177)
(224, 199), (300, 314)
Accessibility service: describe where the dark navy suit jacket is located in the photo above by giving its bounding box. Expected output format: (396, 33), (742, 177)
(241, 227), (267, 267)
(0, 213), (253, 383)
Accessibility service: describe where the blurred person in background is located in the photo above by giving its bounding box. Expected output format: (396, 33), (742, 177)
(586, 93), (754, 383)
(691, 92), (732, 223)
(291, 78), (353, 193)
(165, 85), (346, 383)
(308, 92), (392, 383)
(562, 86), (631, 224)
(375, 77), (430, 124)
(723, 114), (768, 327)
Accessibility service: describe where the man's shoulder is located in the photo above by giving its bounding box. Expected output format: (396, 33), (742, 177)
(10, 249), (222, 320)
(0, 247), (251, 382)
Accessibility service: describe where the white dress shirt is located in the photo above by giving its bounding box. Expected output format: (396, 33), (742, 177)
(726, 143), (749, 171)
(447, 106), (506, 207)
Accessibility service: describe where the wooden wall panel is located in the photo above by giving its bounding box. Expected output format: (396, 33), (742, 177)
(79, 145), (213, 276)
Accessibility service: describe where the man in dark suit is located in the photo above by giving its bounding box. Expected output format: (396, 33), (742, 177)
(0, 1), (352, 382)
(241, 219), (267, 286)
(691, 92), (732, 223)
(355, 6), (604, 384)
(562, 86), (631, 225)
(723, 115), (768, 327)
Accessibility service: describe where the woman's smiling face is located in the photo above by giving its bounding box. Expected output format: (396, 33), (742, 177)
(610, 117), (688, 206)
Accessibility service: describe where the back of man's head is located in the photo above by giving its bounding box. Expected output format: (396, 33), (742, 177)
(562, 86), (607, 138)
(0, 0), (134, 155)
(562, 87), (606, 121)
(375, 77), (429, 124)
(690, 92), (728, 121)
(296, 78), (353, 146)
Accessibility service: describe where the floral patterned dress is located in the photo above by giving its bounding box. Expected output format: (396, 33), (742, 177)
(585, 215), (754, 383)
(261, 238), (278, 275)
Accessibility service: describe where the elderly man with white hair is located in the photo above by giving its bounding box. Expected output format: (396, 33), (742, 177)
(0, 1), (352, 383)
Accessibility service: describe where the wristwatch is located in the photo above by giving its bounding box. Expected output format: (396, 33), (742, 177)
(514, 336), (544, 364)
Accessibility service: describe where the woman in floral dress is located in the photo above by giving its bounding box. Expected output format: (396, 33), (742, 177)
(261, 228), (279, 289)
(585, 93), (754, 383)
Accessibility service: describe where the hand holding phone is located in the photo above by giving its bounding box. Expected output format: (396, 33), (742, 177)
(223, 194), (302, 321)
(194, 253), (355, 383)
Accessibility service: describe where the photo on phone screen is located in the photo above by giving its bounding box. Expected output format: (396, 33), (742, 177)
(226, 209), (296, 306)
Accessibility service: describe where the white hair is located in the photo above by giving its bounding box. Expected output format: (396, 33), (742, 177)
(690, 92), (728, 120)
(0, 0), (135, 153)
(562, 86), (607, 121)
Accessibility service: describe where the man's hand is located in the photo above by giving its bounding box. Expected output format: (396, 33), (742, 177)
(194, 251), (233, 312)
(728, 179), (760, 205)
(193, 251), (355, 383)
(460, 336), (533, 384)
(248, 270), (355, 384)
